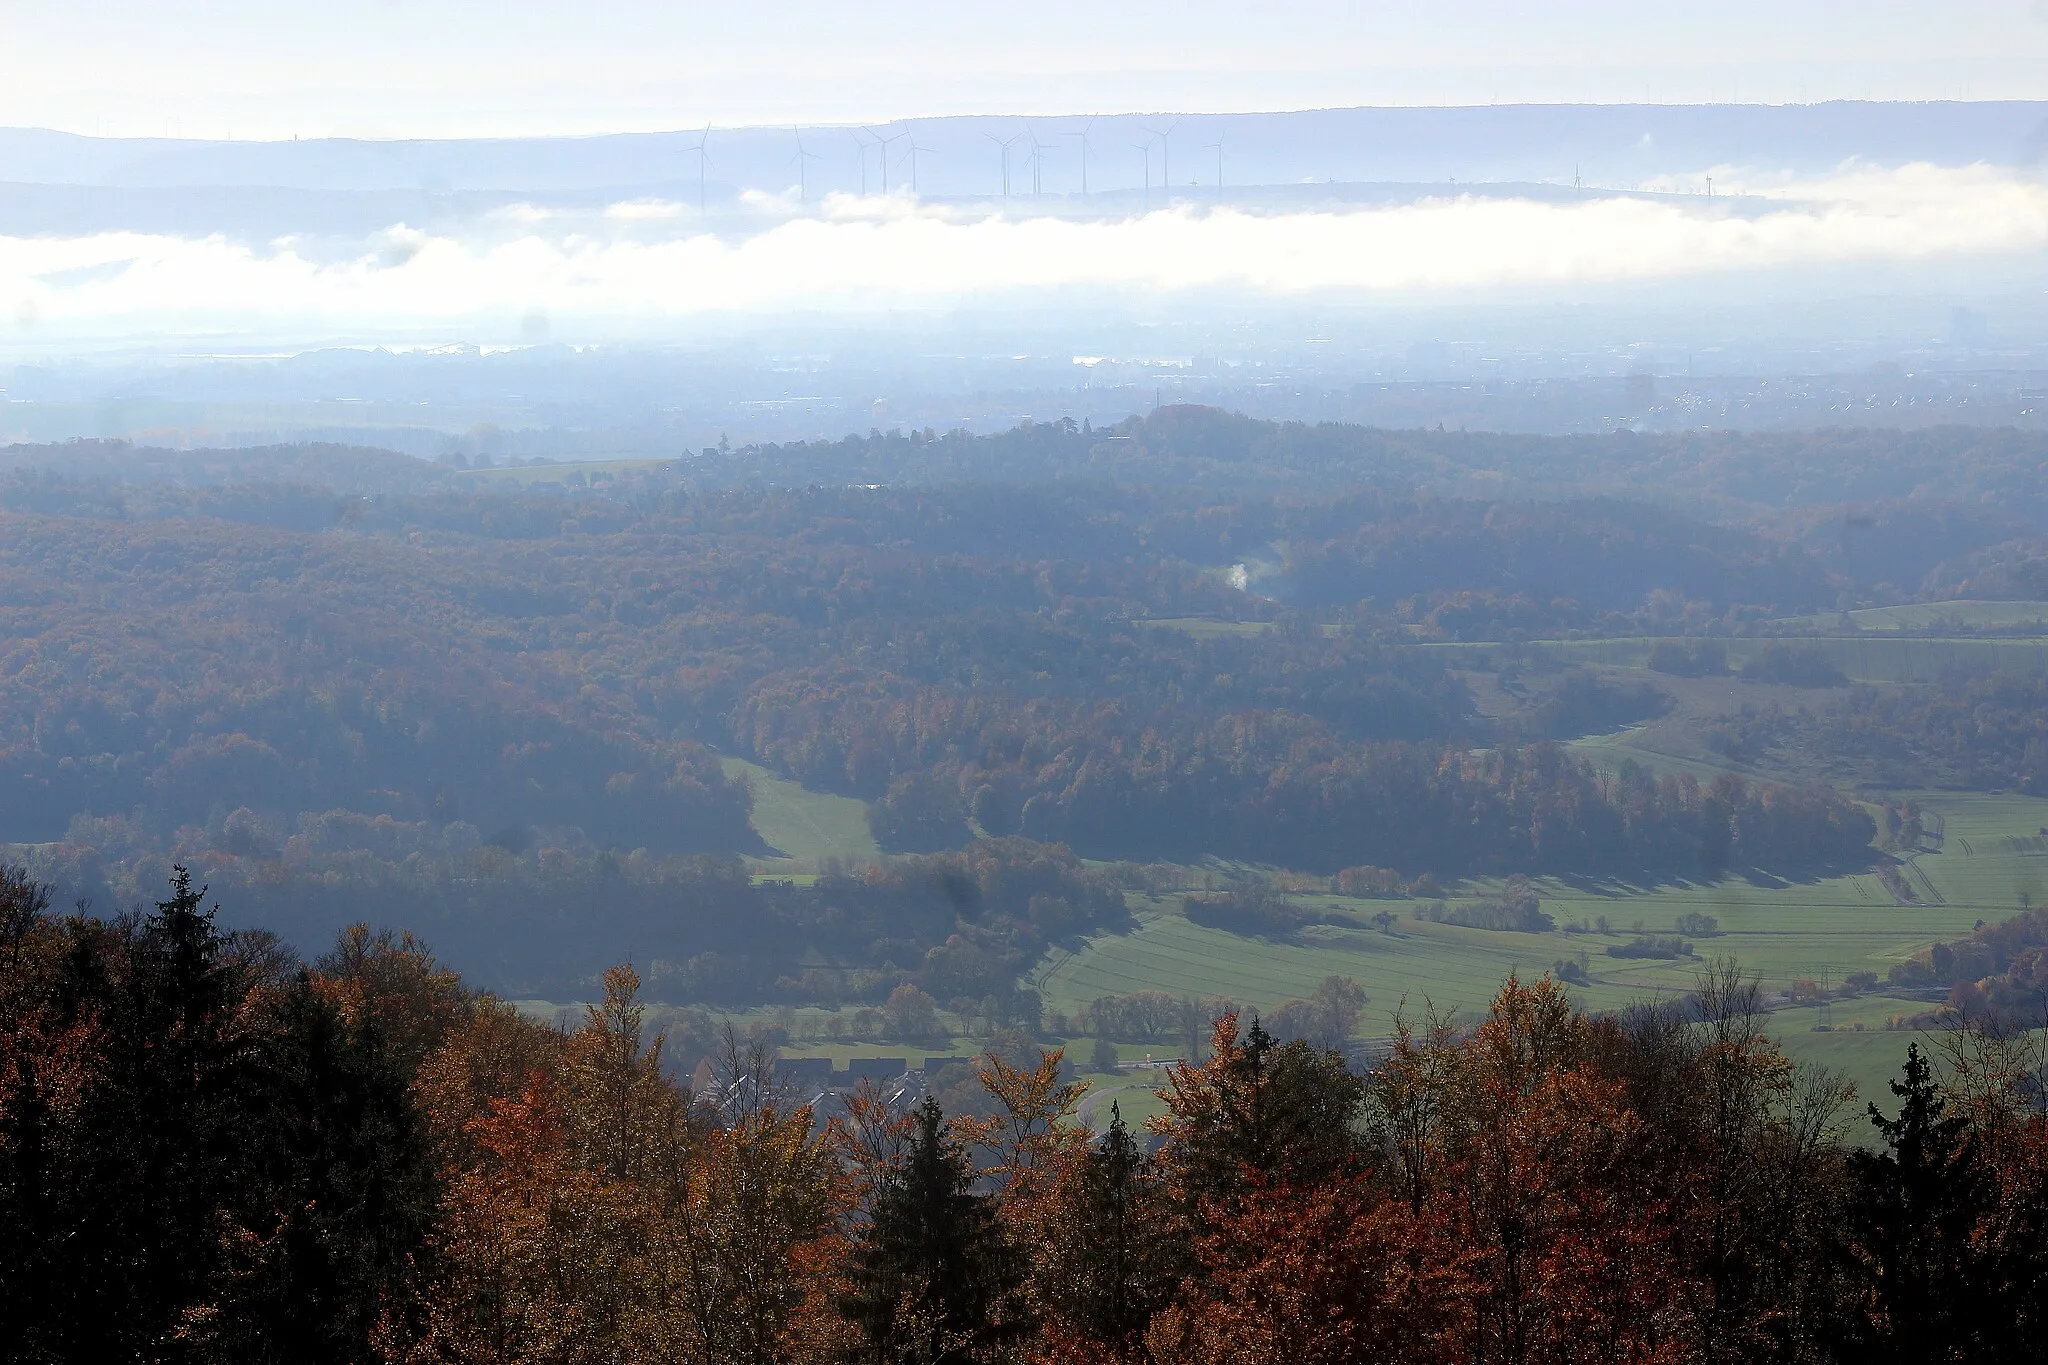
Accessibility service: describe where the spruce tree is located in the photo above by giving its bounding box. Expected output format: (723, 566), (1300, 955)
(840, 1096), (1028, 1363)
(1168, 1014), (1365, 1210)
(1051, 1103), (1169, 1352)
(219, 973), (441, 1364)
(2, 871), (438, 1364)
(1847, 1043), (1996, 1362)
(69, 867), (254, 1361)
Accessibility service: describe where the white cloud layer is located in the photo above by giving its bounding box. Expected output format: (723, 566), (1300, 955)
(4, 164), (2044, 348)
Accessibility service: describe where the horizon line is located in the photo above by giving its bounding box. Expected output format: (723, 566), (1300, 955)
(8, 97), (2048, 148)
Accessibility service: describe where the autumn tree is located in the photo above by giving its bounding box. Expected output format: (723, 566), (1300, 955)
(1595, 963), (1853, 1362)
(657, 1033), (841, 1365)
(1438, 973), (1688, 1364)
(407, 966), (672, 1363)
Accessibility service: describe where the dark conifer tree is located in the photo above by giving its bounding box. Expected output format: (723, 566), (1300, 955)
(1168, 1014), (1365, 1211)
(213, 973), (441, 1364)
(0, 871), (437, 1365)
(62, 867), (256, 1362)
(1049, 1103), (1170, 1353)
(1846, 1043), (1997, 1362)
(840, 1095), (1028, 1364)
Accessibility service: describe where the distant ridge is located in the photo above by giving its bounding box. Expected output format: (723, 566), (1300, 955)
(3, 101), (2044, 202)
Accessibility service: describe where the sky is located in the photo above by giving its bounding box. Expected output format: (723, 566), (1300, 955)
(4, 3), (2048, 366)
(4, 1), (2048, 139)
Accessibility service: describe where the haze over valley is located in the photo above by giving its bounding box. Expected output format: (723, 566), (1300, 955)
(8, 6), (2048, 1358)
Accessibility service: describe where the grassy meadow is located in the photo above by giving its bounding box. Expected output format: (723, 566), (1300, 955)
(720, 756), (881, 870)
(1023, 785), (2048, 1121)
(1417, 634), (2048, 682)
(1769, 600), (2048, 634)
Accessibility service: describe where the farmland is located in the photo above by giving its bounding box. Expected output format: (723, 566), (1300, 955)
(1021, 786), (2048, 1117)
(706, 637), (2048, 1121)
(1423, 633), (2048, 682)
(1769, 600), (2048, 634)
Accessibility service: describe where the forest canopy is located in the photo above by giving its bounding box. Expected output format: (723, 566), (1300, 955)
(12, 412), (2048, 999)
(6, 864), (2048, 1364)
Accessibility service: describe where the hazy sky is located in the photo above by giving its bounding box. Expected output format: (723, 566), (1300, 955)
(4, 1), (2048, 139)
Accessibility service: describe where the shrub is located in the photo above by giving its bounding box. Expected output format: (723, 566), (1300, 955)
(866, 772), (971, 853)
(1607, 935), (1694, 960)
(1648, 639), (1729, 677)
(1444, 876), (1551, 933)
(1183, 886), (1313, 938)
(1739, 644), (1848, 688)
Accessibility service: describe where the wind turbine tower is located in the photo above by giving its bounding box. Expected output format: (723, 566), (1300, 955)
(1145, 121), (1178, 197)
(907, 139), (935, 196)
(790, 127), (823, 204)
(1071, 115), (1095, 196)
(850, 129), (873, 196)
(984, 131), (1023, 198)
(879, 128), (908, 195)
(685, 122), (712, 211)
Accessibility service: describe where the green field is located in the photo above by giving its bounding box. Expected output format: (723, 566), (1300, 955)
(1568, 727), (1756, 784)
(1771, 600), (2048, 634)
(720, 756), (880, 869)
(695, 729), (2048, 1126)
(1030, 789), (2048, 1112)
(458, 457), (676, 485)
(1419, 634), (2048, 682)
(1135, 617), (1275, 639)
(1035, 878), (1977, 1027)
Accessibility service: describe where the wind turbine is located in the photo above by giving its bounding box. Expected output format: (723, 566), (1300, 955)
(983, 130), (1023, 197)
(1070, 115), (1096, 196)
(879, 128), (909, 195)
(850, 128), (876, 196)
(789, 127), (822, 204)
(1026, 132), (1048, 199)
(906, 139), (936, 196)
(1206, 128), (1225, 195)
(1144, 120), (1178, 198)
(684, 122), (712, 211)
(1133, 141), (1152, 211)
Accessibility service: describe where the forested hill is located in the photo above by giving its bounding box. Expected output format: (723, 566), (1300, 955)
(7, 410), (2044, 998)
(16, 412), (2048, 506)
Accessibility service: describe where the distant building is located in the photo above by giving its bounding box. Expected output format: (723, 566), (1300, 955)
(839, 1057), (909, 1086)
(779, 1057), (836, 1087)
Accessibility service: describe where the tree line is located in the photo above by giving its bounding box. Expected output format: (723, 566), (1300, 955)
(795, 679), (1874, 876)
(9, 836), (1124, 1012)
